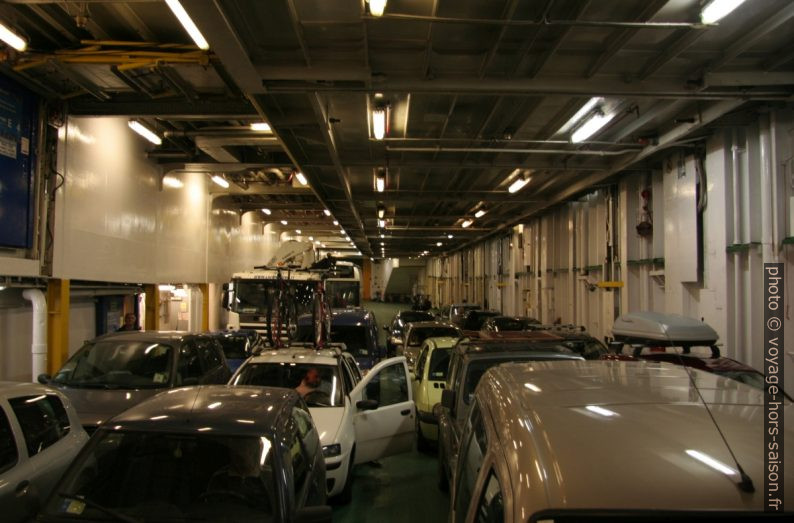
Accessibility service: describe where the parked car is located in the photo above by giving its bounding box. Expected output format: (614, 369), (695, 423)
(36, 385), (330, 523)
(611, 311), (785, 395)
(0, 382), (89, 523)
(438, 303), (481, 327)
(211, 329), (265, 372)
(230, 347), (414, 503)
(460, 310), (502, 332)
(480, 315), (540, 332)
(384, 310), (435, 356)
(397, 321), (462, 369)
(40, 331), (231, 432)
(410, 336), (457, 450)
(449, 360), (794, 521)
(436, 338), (586, 491)
(298, 308), (384, 370)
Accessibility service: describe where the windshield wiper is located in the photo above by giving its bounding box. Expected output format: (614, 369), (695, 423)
(58, 493), (141, 523)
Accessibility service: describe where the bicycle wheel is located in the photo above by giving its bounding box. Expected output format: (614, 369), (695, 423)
(282, 296), (298, 344)
(266, 289), (285, 348)
(312, 293), (331, 347)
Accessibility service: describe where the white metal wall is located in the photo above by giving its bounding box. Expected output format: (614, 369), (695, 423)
(426, 108), (794, 393)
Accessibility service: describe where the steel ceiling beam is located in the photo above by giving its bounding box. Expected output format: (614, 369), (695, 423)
(68, 99), (258, 118)
(340, 191), (548, 203)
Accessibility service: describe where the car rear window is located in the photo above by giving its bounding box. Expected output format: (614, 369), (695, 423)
(400, 312), (434, 324)
(330, 325), (370, 358)
(428, 348), (452, 381)
(8, 394), (71, 457)
(232, 362), (343, 407)
(408, 327), (459, 346)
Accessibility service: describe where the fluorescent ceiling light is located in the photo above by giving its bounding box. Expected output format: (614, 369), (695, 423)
(447, 234), (453, 239)
(378, 219), (386, 228)
(333, 220), (339, 226)
(701, 0), (746, 24)
(295, 171), (308, 186)
(280, 220), (288, 225)
(380, 242), (385, 246)
(569, 97), (602, 128)
(571, 111), (616, 143)
(128, 120), (162, 145)
(158, 284), (175, 292)
(377, 205), (385, 219)
(585, 405), (618, 417)
(308, 236), (313, 241)
(375, 169), (386, 192)
(372, 107), (386, 140)
(474, 209), (486, 218)
(165, 0), (209, 50)
(211, 175), (229, 188)
(162, 176), (183, 189)
(249, 122), (271, 132)
(508, 177), (529, 194)
(369, 0), (387, 17)
(524, 383), (542, 392)
(0, 22), (27, 51)
(685, 449), (736, 476)
(461, 219), (473, 228)
(295, 229), (302, 234)
(380, 233), (385, 238)
(261, 208), (271, 215)
(323, 209), (331, 216)
(436, 242), (442, 247)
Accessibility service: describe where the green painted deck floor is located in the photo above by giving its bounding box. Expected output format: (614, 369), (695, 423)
(332, 300), (450, 522)
(331, 448), (450, 522)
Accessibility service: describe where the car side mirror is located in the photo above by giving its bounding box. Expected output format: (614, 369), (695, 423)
(37, 373), (51, 384)
(356, 399), (379, 411)
(441, 388), (455, 413)
(295, 505), (333, 523)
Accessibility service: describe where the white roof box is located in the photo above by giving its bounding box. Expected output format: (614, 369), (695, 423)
(612, 311), (718, 346)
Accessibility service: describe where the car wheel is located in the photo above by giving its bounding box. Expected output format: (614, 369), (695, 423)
(336, 448), (355, 504)
(437, 445), (449, 492)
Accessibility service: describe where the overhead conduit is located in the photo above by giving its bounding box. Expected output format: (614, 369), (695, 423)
(22, 289), (47, 382)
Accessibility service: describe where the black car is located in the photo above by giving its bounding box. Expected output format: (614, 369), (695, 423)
(384, 310), (435, 356)
(40, 331), (232, 432)
(37, 385), (330, 523)
(435, 338), (586, 491)
(480, 315), (540, 332)
(460, 310), (501, 331)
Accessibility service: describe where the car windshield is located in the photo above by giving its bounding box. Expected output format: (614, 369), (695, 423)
(52, 341), (174, 389)
(43, 431), (276, 523)
(559, 340), (609, 359)
(330, 325), (371, 358)
(398, 312), (434, 326)
(428, 348), (452, 381)
(232, 363), (343, 407)
(408, 327), (459, 347)
(492, 318), (526, 331)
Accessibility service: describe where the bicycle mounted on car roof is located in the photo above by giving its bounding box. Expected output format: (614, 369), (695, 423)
(255, 255), (337, 349)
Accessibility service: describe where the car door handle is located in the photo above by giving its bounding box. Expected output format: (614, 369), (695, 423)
(400, 409), (411, 416)
(15, 480), (30, 497)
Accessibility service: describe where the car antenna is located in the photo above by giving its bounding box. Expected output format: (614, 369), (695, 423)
(667, 331), (755, 493)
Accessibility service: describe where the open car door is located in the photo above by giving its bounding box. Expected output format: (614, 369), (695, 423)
(350, 356), (415, 464)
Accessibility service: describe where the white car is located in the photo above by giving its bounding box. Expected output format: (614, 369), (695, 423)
(229, 347), (415, 502)
(0, 381), (89, 523)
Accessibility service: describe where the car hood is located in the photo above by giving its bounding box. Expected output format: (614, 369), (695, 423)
(55, 386), (164, 427)
(308, 407), (345, 446)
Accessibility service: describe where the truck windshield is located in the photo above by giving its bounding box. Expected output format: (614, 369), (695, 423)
(232, 280), (271, 315)
(326, 280), (360, 307)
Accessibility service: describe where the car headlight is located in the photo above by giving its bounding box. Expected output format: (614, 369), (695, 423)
(322, 444), (342, 458)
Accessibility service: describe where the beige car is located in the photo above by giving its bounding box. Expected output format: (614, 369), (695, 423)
(449, 359), (793, 522)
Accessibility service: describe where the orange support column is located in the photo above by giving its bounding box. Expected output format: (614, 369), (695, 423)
(199, 283), (210, 332)
(362, 258), (372, 300)
(46, 279), (70, 374)
(143, 284), (160, 331)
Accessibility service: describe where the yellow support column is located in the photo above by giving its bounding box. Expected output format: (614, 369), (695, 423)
(46, 279), (70, 375)
(199, 283), (210, 332)
(143, 284), (160, 331)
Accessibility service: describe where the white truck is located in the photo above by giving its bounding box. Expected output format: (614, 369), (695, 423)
(223, 241), (362, 335)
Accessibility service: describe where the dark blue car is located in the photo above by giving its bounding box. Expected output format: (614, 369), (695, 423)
(297, 308), (385, 370)
(211, 329), (265, 372)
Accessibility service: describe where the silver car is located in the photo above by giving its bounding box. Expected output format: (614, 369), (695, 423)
(450, 360), (794, 521)
(42, 331), (231, 432)
(0, 382), (88, 523)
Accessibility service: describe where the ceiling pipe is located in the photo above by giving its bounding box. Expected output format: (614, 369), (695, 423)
(22, 289), (47, 382)
(377, 137), (642, 147)
(386, 146), (637, 156)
